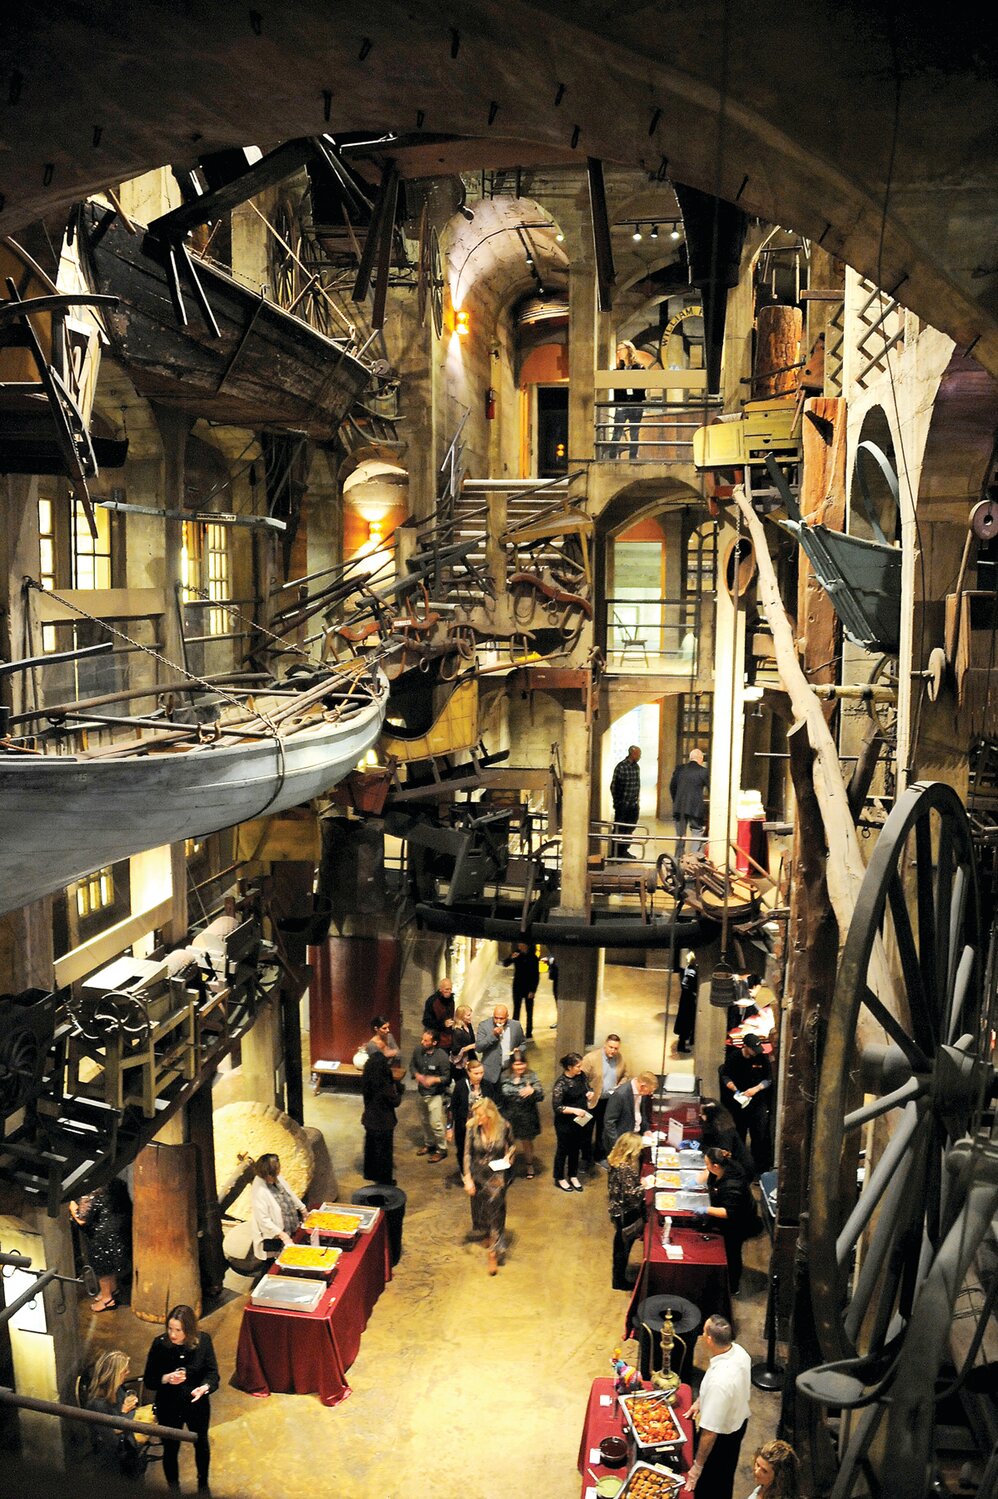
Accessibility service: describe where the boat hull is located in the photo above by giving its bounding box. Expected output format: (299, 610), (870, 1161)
(80, 205), (370, 438)
(0, 689), (386, 915)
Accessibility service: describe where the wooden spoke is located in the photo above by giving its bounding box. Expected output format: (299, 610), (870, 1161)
(861, 985), (930, 1070)
(947, 944), (976, 1046)
(835, 1103), (925, 1266)
(885, 870), (935, 1052)
(843, 1075), (926, 1133)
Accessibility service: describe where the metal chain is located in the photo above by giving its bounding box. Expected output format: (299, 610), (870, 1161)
(24, 577), (280, 733)
(183, 582), (310, 661)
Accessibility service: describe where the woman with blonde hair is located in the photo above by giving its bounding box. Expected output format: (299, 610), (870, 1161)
(606, 1132), (647, 1289)
(85, 1349), (141, 1474)
(463, 1096), (515, 1275)
(747, 1438), (800, 1498)
(449, 1003), (478, 1076)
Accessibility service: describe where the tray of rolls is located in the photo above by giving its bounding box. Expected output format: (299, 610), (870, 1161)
(616, 1462), (684, 1498)
(274, 1243), (342, 1279)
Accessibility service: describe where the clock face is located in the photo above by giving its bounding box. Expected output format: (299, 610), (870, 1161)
(417, 209), (444, 339)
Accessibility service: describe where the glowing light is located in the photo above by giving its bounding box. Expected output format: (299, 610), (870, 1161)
(456, 308), (471, 337)
(632, 225), (642, 241)
(670, 227), (681, 241)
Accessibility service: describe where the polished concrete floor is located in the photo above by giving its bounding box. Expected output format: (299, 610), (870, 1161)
(81, 959), (779, 1499)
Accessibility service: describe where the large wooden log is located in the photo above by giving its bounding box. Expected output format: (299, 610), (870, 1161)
(753, 305), (803, 398)
(131, 1142), (200, 1323)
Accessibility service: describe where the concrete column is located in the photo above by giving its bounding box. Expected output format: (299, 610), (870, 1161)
(240, 994), (282, 1107)
(0, 1206), (84, 1469)
(555, 701), (599, 1051)
(567, 260), (596, 466)
(707, 516), (748, 868)
(400, 932), (445, 1034)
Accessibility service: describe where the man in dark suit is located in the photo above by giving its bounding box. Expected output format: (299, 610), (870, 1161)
(450, 1057), (487, 1185)
(602, 1071), (658, 1156)
(475, 1004), (525, 1099)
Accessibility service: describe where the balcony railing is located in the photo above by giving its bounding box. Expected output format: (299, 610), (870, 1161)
(592, 368), (721, 464)
(605, 595), (703, 674)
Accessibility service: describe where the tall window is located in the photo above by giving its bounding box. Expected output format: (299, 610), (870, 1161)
(76, 865), (115, 919)
(37, 496), (57, 652)
(71, 499), (112, 589)
(686, 521), (717, 597)
(182, 520), (230, 636)
(679, 691), (713, 764)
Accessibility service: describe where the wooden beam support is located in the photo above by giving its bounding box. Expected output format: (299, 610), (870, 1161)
(586, 158), (614, 312)
(149, 138), (316, 240)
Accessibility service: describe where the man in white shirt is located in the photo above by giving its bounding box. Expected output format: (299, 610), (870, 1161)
(683, 1314), (751, 1497)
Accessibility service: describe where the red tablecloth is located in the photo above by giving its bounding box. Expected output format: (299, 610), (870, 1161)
(626, 1219), (730, 1337)
(231, 1213), (391, 1406)
(577, 1376), (693, 1494)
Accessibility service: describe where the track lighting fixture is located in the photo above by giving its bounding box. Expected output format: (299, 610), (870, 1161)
(670, 227), (681, 241)
(632, 225), (642, 241)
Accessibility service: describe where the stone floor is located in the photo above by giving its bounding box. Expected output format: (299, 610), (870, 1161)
(80, 959), (780, 1499)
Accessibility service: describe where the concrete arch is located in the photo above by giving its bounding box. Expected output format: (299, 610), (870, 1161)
(0, 5), (994, 374)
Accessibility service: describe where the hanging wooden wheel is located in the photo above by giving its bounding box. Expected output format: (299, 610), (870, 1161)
(268, 197), (302, 312)
(417, 208), (444, 338)
(809, 781), (988, 1367)
(722, 537), (756, 597)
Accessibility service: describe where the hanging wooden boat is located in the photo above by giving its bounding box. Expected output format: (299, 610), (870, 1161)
(76, 202), (371, 438)
(0, 666), (388, 916)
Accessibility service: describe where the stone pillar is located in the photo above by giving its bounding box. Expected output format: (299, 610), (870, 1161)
(0, 1206), (84, 1469)
(401, 932), (445, 1035)
(567, 259), (597, 466)
(555, 701), (599, 1052)
(707, 515), (748, 867)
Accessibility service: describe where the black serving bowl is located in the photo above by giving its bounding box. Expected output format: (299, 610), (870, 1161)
(599, 1436), (628, 1468)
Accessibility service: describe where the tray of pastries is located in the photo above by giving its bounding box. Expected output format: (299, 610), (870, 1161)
(274, 1243), (342, 1279)
(618, 1392), (688, 1451)
(617, 1462), (684, 1497)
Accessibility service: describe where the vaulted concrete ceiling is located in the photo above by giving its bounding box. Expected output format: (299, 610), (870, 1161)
(2, 2), (996, 372)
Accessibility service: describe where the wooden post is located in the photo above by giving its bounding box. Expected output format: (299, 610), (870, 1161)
(753, 306), (803, 398)
(131, 1141), (201, 1322)
(186, 1086), (226, 1302)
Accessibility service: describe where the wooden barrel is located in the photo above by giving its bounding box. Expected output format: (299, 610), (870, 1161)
(131, 1142), (201, 1323)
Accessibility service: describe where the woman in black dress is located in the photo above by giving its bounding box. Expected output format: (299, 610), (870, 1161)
(462, 1097), (515, 1275)
(698, 1145), (760, 1295)
(674, 951), (697, 1054)
(606, 1132), (646, 1289)
(361, 1047), (402, 1185)
(143, 1303), (219, 1494)
(551, 1051), (589, 1193)
(449, 1003), (478, 1079)
(69, 1183), (128, 1311)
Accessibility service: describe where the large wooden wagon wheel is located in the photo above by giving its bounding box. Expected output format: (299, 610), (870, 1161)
(801, 781), (998, 1496)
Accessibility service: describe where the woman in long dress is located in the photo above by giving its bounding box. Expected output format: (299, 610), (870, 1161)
(462, 1097), (515, 1275)
(606, 1131), (646, 1290)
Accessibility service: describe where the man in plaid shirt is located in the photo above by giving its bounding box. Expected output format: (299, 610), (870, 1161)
(610, 744), (641, 858)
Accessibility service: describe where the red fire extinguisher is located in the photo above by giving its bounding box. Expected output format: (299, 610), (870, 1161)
(485, 386), (496, 420)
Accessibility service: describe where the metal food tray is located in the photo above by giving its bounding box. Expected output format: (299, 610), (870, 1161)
(250, 1274), (328, 1313)
(318, 1202), (380, 1233)
(274, 1243), (342, 1280)
(618, 1392), (688, 1451)
(616, 1460), (684, 1497)
(301, 1210), (361, 1246)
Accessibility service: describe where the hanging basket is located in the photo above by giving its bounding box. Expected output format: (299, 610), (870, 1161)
(709, 961), (738, 1008)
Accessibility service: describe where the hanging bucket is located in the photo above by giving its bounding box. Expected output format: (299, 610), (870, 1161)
(709, 961), (738, 1008)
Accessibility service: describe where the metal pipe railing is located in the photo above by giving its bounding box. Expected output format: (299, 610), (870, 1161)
(0, 1386), (196, 1445)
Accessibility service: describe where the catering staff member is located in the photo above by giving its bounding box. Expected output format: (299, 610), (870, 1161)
(250, 1153), (305, 1260)
(719, 1033), (773, 1172)
(143, 1303), (219, 1494)
(682, 1314), (751, 1498)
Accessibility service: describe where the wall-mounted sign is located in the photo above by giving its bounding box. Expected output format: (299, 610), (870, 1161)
(2, 1268), (48, 1334)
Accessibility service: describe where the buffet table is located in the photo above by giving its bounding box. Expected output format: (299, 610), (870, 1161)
(626, 1223), (730, 1337)
(577, 1376), (693, 1496)
(232, 1212), (391, 1406)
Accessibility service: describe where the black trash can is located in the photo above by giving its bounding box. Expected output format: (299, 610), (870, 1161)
(351, 1185), (406, 1266)
(635, 1294), (701, 1383)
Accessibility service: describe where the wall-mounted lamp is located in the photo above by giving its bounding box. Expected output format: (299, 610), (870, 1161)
(525, 252), (534, 266)
(455, 307), (471, 337)
(650, 224), (659, 240)
(670, 227), (681, 241)
(555, 230), (565, 243)
(632, 225), (643, 241)
(368, 518), (385, 544)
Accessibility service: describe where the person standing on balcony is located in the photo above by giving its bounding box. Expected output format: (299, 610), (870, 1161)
(670, 747), (710, 859)
(610, 744), (642, 859)
(611, 341), (645, 459)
